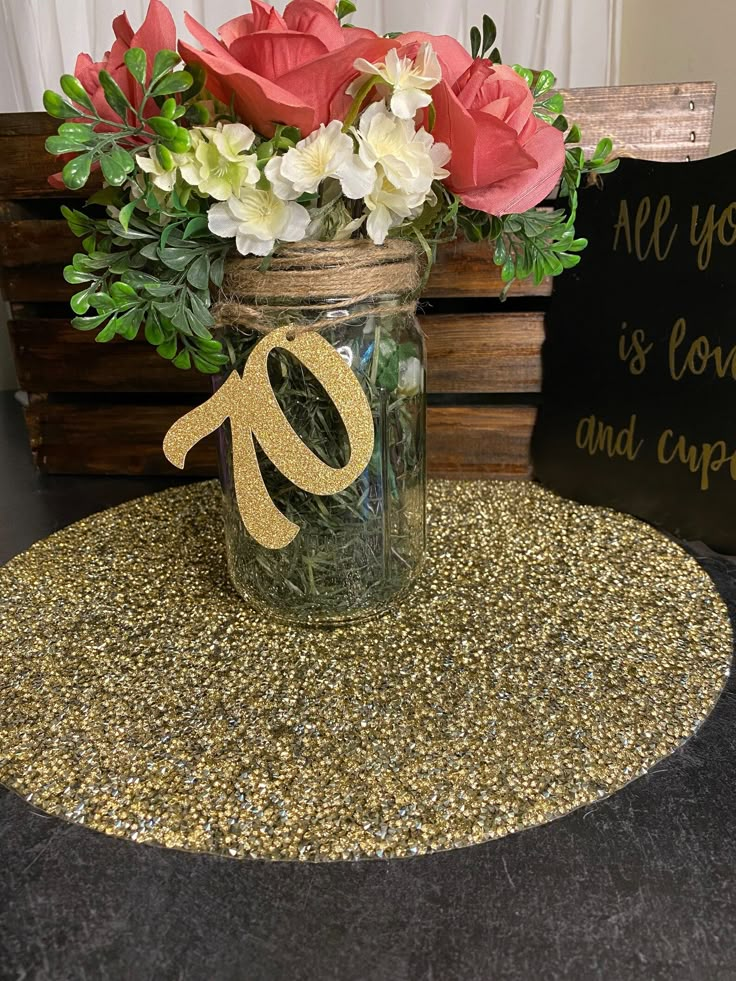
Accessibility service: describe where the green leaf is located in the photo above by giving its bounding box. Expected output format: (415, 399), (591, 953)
(61, 205), (93, 236)
(534, 70), (556, 98)
(72, 313), (110, 331)
(160, 97), (177, 120)
(159, 247), (196, 271)
(46, 135), (88, 155)
(70, 288), (92, 314)
(157, 145), (175, 171)
(152, 70), (193, 96)
(118, 200), (137, 233)
(59, 75), (95, 111)
(95, 320), (118, 343)
(336, 0), (357, 21)
(512, 65), (534, 88)
(63, 263), (96, 285)
(148, 116), (178, 139)
(172, 349), (192, 370)
(470, 26), (481, 59)
(482, 15), (496, 55)
(593, 137), (613, 161)
(110, 281), (137, 302)
(196, 337), (223, 354)
(145, 321), (165, 346)
(189, 292), (214, 328)
(124, 48), (147, 86)
(59, 122), (95, 143)
(182, 63), (206, 101)
(152, 50), (181, 80)
(210, 255), (226, 287)
(192, 354), (222, 375)
(43, 90), (79, 119)
(100, 153), (128, 186)
(109, 146), (135, 174)
(115, 308), (142, 340)
(183, 216), (209, 240)
(168, 127), (191, 153)
(489, 47), (502, 64)
(99, 70), (132, 121)
(186, 253), (210, 290)
(157, 337), (178, 360)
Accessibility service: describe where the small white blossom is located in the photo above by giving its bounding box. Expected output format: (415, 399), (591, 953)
(354, 102), (451, 245)
(265, 121), (374, 201)
(135, 147), (178, 192)
(179, 122), (259, 201)
(350, 43), (442, 119)
(397, 356), (423, 397)
(207, 186), (310, 257)
(355, 102), (449, 197)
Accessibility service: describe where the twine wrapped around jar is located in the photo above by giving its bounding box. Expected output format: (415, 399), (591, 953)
(212, 239), (423, 336)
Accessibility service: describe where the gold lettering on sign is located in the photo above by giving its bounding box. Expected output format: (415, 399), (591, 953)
(163, 326), (375, 550)
(575, 414), (644, 461)
(668, 317), (736, 381)
(618, 322), (653, 375)
(657, 429), (736, 491)
(690, 202), (736, 271)
(613, 196), (678, 261)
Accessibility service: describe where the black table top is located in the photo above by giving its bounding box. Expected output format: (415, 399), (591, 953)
(1, 391), (735, 981)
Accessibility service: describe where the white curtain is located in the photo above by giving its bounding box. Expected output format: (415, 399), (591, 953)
(0, 0), (621, 114)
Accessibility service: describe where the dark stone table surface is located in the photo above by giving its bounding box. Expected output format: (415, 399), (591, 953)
(1, 392), (735, 981)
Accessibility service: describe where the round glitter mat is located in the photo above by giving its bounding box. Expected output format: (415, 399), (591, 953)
(0, 481), (731, 861)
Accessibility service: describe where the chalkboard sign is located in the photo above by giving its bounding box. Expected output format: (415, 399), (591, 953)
(532, 152), (736, 553)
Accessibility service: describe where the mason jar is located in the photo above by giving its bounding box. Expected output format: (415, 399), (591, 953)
(215, 242), (427, 625)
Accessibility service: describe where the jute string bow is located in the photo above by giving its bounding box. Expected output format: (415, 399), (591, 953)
(212, 238), (423, 336)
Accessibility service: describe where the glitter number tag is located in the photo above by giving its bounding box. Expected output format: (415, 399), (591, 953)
(163, 326), (375, 550)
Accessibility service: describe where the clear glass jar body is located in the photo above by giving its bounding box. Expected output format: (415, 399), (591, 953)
(216, 293), (426, 625)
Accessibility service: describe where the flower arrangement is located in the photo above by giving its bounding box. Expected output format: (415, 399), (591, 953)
(43, 0), (616, 374)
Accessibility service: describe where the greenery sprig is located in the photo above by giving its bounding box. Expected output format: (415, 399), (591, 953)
(44, 49), (236, 369)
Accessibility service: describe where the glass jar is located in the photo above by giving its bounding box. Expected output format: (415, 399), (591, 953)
(216, 288), (426, 626)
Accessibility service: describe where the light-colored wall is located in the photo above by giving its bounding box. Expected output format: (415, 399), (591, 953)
(620, 0), (735, 156)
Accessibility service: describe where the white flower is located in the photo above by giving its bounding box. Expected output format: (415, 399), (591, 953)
(397, 356), (423, 397)
(265, 120), (374, 201)
(356, 102), (450, 199)
(179, 122), (259, 201)
(364, 174), (420, 245)
(135, 147), (178, 192)
(350, 42), (442, 119)
(207, 186), (310, 257)
(353, 102), (451, 245)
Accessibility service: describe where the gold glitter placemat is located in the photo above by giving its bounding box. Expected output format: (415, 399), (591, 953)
(0, 481), (731, 861)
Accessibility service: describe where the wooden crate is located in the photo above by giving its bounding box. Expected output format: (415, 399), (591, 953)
(0, 82), (716, 478)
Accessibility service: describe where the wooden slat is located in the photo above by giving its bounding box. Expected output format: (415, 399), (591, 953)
(24, 401), (535, 479)
(427, 406), (535, 478)
(1, 265), (73, 302)
(0, 220), (77, 267)
(425, 313), (543, 393)
(426, 239), (551, 298)
(10, 312), (544, 395)
(562, 81), (715, 162)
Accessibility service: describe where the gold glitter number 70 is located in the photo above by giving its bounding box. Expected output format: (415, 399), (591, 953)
(163, 326), (375, 550)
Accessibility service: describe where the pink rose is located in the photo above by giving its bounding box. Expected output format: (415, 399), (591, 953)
(180, 0), (396, 137)
(74, 0), (177, 124)
(430, 57), (566, 216)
